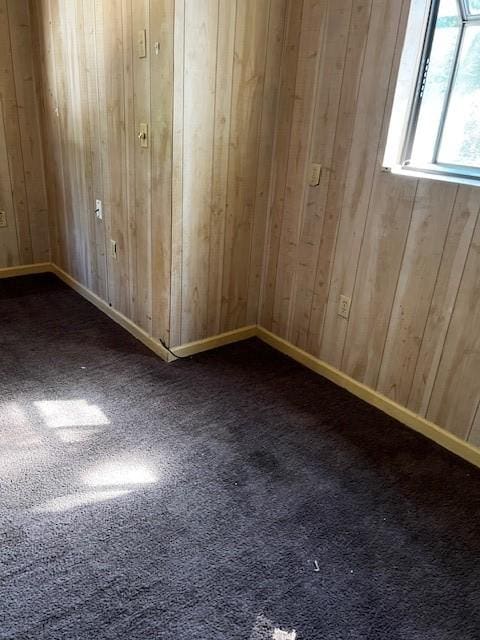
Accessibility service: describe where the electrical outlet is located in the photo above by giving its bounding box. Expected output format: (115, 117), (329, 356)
(309, 162), (322, 187)
(95, 199), (103, 220)
(338, 294), (351, 320)
(110, 239), (117, 260)
(0, 210), (7, 228)
(138, 29), (146, 58)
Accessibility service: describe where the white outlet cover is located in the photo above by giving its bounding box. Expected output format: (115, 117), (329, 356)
(95, 199), (103, 220)
(309, 162), (322, 187)
(338, 294), (351, 319)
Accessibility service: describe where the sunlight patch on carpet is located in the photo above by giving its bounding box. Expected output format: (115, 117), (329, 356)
(33, 489), (132, 513)
(35, 400), (110, 429)
(83, 459), (157, 487)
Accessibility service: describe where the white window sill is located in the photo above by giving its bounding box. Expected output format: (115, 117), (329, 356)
(383, 164), (480, 189)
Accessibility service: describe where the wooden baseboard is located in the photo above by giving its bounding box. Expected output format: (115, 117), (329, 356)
(51, 263), (255, 362)
(257, 326), (480, 469)
(3, 264), (478, 468)
(0, 262), (52, 279)
(171, 325), (257, 358)
(50, 264), (172, 362)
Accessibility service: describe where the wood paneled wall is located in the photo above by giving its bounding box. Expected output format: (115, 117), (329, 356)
(171, 0), (286, 345)
(0, 0), (49, 268)
(32, 0), (174, 342)
(261, 0), (480, 447)
(32, 0), (286, 347)
(12, 0), (480, 449)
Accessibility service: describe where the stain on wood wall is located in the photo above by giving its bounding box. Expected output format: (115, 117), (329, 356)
(260, 0), (480, 447)
(0, 0), (49, 268)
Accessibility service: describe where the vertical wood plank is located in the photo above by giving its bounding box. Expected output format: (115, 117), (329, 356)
(66, 0), (90, 286)
(271, 0), (328, 340)
(150, 0), (174, 344)
(181, 0), (218, 342)
(0, 97), (20, 267)
(50, 0), (77, 276)
(7, 0), (49, 263)
(341, 0), (418, 388)
(206, 0), (237, 337)
(288, 0), (352, 349)
(100, 0), (130, 315)
(468, 403), (480, 447)
(259, 0), (304, 330)
(29, 0), (63, 267)
(220, 0), (271, 332)
(82, 0), (108, 299)
(427, 217), (480, 439)
(319, 0), (405, 369)
(246, 0), (288, 326)
(376, 181), (458, 406)
(342, 172), (418, 386)
(0, 0), (33, 264)
(132, 0), (152, 331)
(408, 186), (480, 415)
(170, 0), (185, 347)
(306, 0), (373, 355)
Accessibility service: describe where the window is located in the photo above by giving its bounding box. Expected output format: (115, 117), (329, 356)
(385, 0), (480, 184)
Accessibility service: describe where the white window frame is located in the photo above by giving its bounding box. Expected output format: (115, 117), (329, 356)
(384, 0), (480, 186)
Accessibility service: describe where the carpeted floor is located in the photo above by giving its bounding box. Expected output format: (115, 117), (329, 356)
(0, 274), (479, 640)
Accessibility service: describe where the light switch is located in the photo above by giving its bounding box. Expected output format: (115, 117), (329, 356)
(138, 29), (146, 58)
(138, 123), (148, 148)
(0, 210), (7, 227)
(309, 162), (322, 187)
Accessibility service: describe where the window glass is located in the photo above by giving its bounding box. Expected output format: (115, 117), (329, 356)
(467, 0), (480, 15)
(438, 25), (480, 166)
(410, 0), (461, 164)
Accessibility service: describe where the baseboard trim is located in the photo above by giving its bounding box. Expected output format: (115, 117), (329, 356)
(171, 325), (257, 358)
(0, 262), (52, 279)
(50, 264), (172, 363)
(257, 326), (480, 469)
(2, 264), (478, 468)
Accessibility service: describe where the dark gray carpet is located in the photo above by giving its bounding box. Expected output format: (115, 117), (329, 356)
(0, 274), (479, 640)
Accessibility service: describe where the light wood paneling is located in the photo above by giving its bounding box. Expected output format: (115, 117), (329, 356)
(318, 0), (406, 370)
(408, 186), (480, 415)
(150, 0), (174, 345)
(376, 181), (458, 406)
(32, 0), (284, 349)
(427, 216), (480, 440)
(219, 0), (270, 333)
(206, 0), (236, 337)
(14, 0), (480, 454)
(261, 0), (480, 448)
(305, 0), (373, 356)
(0, 0), (49, 268)
(180, 0), (218, 342)
(271, 0), (328, 340)
(260, 0), (304, 330)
